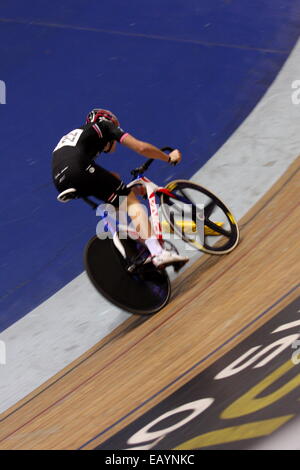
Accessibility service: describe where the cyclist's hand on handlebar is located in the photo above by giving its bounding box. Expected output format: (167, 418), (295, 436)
(168, 149), (182, 165)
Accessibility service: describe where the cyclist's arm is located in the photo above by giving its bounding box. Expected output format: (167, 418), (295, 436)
(120, 134), (170, 162)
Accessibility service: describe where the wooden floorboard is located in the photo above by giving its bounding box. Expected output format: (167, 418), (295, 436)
(0, 157), (299, 450)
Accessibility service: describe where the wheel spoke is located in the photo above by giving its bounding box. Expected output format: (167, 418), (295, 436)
(204, 199), (217, 218)
(205, 218), (231, 238)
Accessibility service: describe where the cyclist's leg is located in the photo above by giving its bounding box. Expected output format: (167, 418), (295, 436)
(123, 193), (189, 268)
(72, 162), (128, 204)
(64, 162), (186, 264)
(70, 163), (155, 245)
(121, 191), (160, 245)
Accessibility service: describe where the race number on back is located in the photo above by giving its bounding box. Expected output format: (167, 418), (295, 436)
(53, 129), (83, 152)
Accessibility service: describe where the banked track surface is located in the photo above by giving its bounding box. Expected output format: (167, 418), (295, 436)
(0, 156), (299, 450)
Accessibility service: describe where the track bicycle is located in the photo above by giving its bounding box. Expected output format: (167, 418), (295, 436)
(57, 148), (239, 315)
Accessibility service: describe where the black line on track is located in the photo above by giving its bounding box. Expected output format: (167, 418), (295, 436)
(0, 17), (289, 55)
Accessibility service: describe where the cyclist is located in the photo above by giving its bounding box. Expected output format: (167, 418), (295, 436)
(52, 108), (189, 269)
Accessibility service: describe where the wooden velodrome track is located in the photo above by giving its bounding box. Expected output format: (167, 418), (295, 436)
(0, 157), (299, 450)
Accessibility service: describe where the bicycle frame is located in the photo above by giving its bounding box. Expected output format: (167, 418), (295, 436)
(96, 143), (207, 262)
(126, 175), (175, 241)
(96, 173), (192, 261)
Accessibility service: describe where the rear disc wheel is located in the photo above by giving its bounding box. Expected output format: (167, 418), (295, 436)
(84, 236), (171, 315)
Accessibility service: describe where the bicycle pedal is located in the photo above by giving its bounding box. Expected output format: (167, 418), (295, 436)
(173, 260), (189, 273)
(142, 255), (153, 265)
(154, 259), (188, 272)
(127, 264), (136, 273)
(127, 252), (152, 272)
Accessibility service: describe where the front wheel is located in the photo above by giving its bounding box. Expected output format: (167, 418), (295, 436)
(160, 180), (239, 255)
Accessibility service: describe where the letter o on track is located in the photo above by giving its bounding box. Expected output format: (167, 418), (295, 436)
(127, 398), (214, 446)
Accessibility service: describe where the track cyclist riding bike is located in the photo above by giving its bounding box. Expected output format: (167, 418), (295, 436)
(52, 108), (189, 269)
